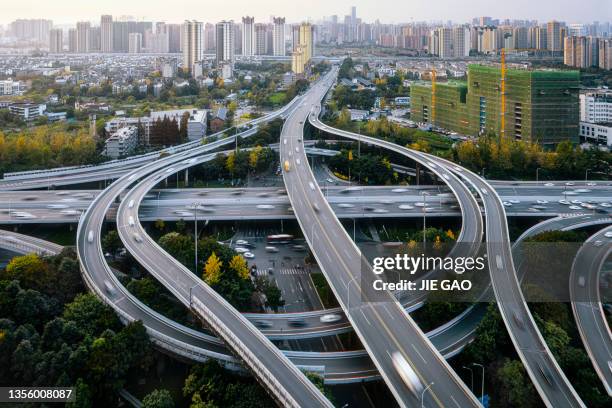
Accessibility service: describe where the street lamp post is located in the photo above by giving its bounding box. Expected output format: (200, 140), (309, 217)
(421, 191), (429, 246)
(536, 167), (542, 184)
(462, 366), (474, 391)
(585, 169), (589, 185)
(193, 202), (198, 273)
(471, 363), (485, 402)
(421, 382), (434, 408)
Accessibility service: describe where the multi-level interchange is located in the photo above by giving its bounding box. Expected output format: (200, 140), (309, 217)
(1, 67), (611, 407)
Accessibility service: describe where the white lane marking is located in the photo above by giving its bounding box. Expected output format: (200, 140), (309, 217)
(411, 344), (428, 364)
(360, 308), (371, 326)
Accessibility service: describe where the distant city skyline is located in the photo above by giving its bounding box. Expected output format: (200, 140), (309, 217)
(1, 0), (610, 26)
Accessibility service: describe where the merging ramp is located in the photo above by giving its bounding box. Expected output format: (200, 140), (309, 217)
(570, 225), (612, 395)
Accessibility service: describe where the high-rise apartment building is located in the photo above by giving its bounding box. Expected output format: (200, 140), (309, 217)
(49, 28), (63, 53)
(112, 21), (129, 52)
(272, 17), (285, 55)
(88, 26), (101, 52)
(452, 26), (470, 57)
(182, 21), (203, 72)
(599, 39), (612, 70)
(128, 32), (142, 53)
(255, 23), (268, 55)
(68, 28), (77, 52)
(292, 23), (314, 74)
(166, 24), (182, 53)
(9, 19), (52, 44)
(242, 16), (255, 56)
(204, 23), (215, 51)
(216, 21), (235, 65)
(547, 21), (563, 52)
(76, 21), (90, 53)
(101, 15), (113, 52)
(564, 36), (600, 68)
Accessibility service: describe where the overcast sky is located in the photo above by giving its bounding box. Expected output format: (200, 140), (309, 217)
(1, 0), (610, 25)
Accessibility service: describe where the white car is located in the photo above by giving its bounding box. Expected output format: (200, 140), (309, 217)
(544, 183), (554, 187)
(503, 201), (512, 207)
(236, 239), (249, 246)
(569, 205), (582, 210)
(243, 252), (255, 259)
(604, 231), (612, 238)
(320, 314), (342, 323)
(308, 181), (316, 191)
(571, 200), (582, 204)
(601, 203), (611, 208)
(234, 247), (249, 254)
(565, 182), (575, 186)
(373, 208), (389, 213)
(133, 233), (143, 243)
(337, 203), (355, 208)
(392, 352), (423, 396)
(536, 200), (549, 204)
(392, 188), (408, 193)
(509, 199), (520, 204)
(256, 204), (275, 210)
(398, 205), (415, 210)
(574, 189), (590, 193)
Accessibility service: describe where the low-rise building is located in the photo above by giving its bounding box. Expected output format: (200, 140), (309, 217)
(348, 109), (369, 121)
(0, 79), (25, 95)
(580, 122), (611, 147)
(9, 103), (46, 121)
(104, 126), (138, 159)
(210, 107), (228, 133)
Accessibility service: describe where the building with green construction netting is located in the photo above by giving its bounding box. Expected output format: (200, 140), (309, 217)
(410, 65), (580, 145)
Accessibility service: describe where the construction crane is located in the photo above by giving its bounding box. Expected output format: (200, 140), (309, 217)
(500, 48), (506, 140)
(431, 68), (436, 125)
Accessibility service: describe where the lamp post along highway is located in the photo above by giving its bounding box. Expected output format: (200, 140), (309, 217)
(472, 363), (485, 402)
(193, 202), (198, 273)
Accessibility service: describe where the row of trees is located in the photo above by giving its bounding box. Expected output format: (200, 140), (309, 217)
(453, 137), (611, 180)
(327, 149), (397, 185)
(0, 125), (99, 174)
(0, 250), (154, 406)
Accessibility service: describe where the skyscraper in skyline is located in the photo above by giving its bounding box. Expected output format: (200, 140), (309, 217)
(49, 28), (63, 53)
(216, 20), (235, 65)
(242, 16), (255, 56)
(101, 15), (113, 52)
(76, 21), (90, 53)
(182, 20), (203, 71)
(272, 17), (285, 56)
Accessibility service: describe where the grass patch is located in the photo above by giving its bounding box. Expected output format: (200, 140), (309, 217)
(268, 92), (286, 105)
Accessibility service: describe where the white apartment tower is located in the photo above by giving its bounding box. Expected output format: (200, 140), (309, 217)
(242, 16), (255, 56)
(182, 20), (203, 72)
(76, 21), (90, 53)
(272, 17), (286, 56)
(101, 15), (113, 53)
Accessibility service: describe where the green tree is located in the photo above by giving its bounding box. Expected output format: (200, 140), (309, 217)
(4, 253), (48, 288)
(101, 231), (122, 255)
(496, 359), (538, 408)
(142, 389), (174, 408)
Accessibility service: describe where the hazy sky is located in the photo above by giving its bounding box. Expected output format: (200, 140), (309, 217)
(1, 0), (610, 25)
